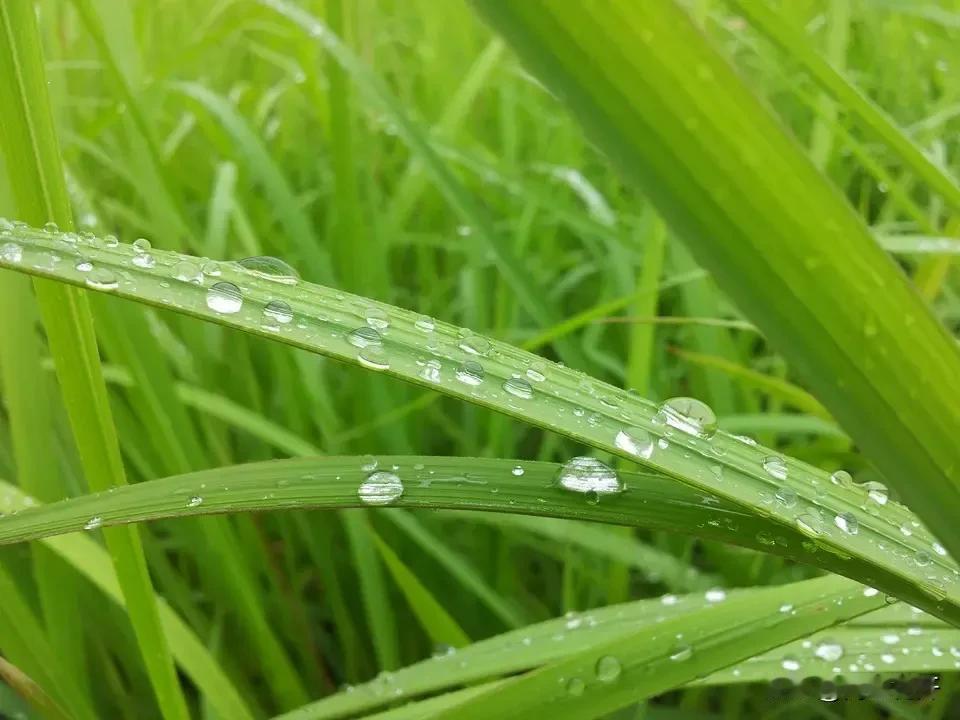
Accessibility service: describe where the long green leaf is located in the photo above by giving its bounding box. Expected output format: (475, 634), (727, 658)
(467, 0), (960, 562)
(0, 6), (188, 719)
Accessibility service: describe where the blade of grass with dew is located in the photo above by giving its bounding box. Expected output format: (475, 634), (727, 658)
(0, 482), (256, 720)
(370, 529), (472, 649)
(0, 452), (957, 631)
(0, 6), (188, 719)
(424, 575), (882, 719)
(1, 230), (958, 625)
(467, 0), (960, 561)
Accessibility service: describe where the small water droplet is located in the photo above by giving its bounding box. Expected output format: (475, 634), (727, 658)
(459, 334), (491, 356)
(84, 516), (102, 530)
(0, 242), (22, 263)
(705, 588), (726, 603)
(565, 677), (585, 697)
(132, 238), (151, 252)
(206, 281), (243, 314)
(830, 470), (852, 487)
(781, 655), (800, 672)
(86, 267), (118, 290)
(237, 256), (299, 284)
(762, 456), (788, 481)
(614, 426), (654, 459)
(914, 550), (932, 567)
(863, 587), (879, 598)
(512, 465), (524, 477)
(132, 250), (156, 268)
(555, 457), (623, 497)
(358, 471), (403, 505)
(262, 299), (293, 326)
(595, 655), (621, 683)
(365, 306), (389, 330)
(75, 258), (93, 272)
(862, 481), (888, 506)
(502, 376), (533, 399)
(358, 346), (390, 370)
(347, 326), (382, 348)
(202, 260), (221, 276)
(103, 234), (119, 248)
(656, 397), (717, 438)
(173, 260), (202, 283)
(669, 643), (692, 662)
(814, 639), (844, 662)
(43, 221), (59, 233)
(526, 365), (546, 383)
(188, 496), (203, 508)
(455, 360), (485, 386)
(834, 512), (858, 535)
(414, 315), (435, 333)
(775, 486), (797, 508)
(419, 359), (441, 383)
(933, 542), (948, 557)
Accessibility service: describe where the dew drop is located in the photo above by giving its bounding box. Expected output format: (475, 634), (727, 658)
(237, 255), (300, 284)
(358, 471), (403, 505)
(0, 242), (22, 263)
(526, 365), (546, 383)
(358, 346), (390, 370)
(132, 250), (156, 268)
(202, 260), (221, 276)
(656, 397), (717, 438)
(206, 281), (243, 314)
(834, 511), (858, 535)
(512, 465), (524, 477)
(75, 258), (93, 272)
(419, 359), (442, 383)
(86, 267), (118, 291)
(705, 588), (726, 603)
(614, 426), (654, 459)
(173, 260), (202, 283)
(459, 334), (491, 356)
(914, 550), (932, 567)
(188, 496), (203, 508)
(814, 639), (844, 662)
(347, 326), (383, 348)
(83, 516), (102, 530)
(669, 644), (693, 662)
(455, 360), (485, 386)
(762, 456), (788, 480)
(934, 542), (948, 557)
(43, 221), (59, 233)
(565, 677), (585, 697)
(262, 299), (293, 326)
(103, 234), (119, 248)
(781, 655), (800, 672)
(555, 457), (623, 497)
(502, 376), (533, 400)
(830, 470), (852, 487)
(132, 238), (151, 252)
(595, 655), (621, 683)
(365, 306), (390, 330)
(862, 481), (888, 506)
(775, 486), (797, 508)
(414, 315), (435, 333)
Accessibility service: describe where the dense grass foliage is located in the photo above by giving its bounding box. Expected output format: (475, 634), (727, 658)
(0, 1), (959, 719)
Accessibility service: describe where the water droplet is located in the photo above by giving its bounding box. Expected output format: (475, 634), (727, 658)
(86, 267), (118, 291)
(132, 238), (151, 252)
(358, 471), (403, 505)
(84, 516), (102, 530)
(459, 334), (491, 356)
(735, 434), (757, 446)
(419, 359), (441, 383)
(830, 470), (852, 487)
(173, 260), (202, 283)
(814, 639), (844, 662)
(526, 365), (546, 383)
(455, 360), (485, 386)
(43, 221), (59, 233)
(202, 260), (221, 276)
(75, 257), (93, 272)
(914, 550), (932, 567)
(502, 376), (533, 400)
(614, 426), (654, 459)
(237, 256), (299, 284)
(933, 542), (948, 557)
(862, 481), (888, 506)
(705, 588), (726, 603)
(555, 457), (623, 497)
(781, 655), (800, 672)
(365, 306), (389, 330)
(188, 496), (203, 508)
(656, 397), (717, 438)
(347, 326), (382, 348)
(661, 594), (679, 606)
(595, 655), (621, 683)
(863, 587), (879, 598)
(779, 603), (794, 613)
(795, 512), (823, 536)
(762, 456), (788, 480)
(262, 299), (293, 326)
(414, 315), (435, 332)
(0, 242), (22, 263)
(511, 465), (524, 477)
(132, 250), (156, 268)
(565, 677), (585, 697)
(669, 643), (692, 662)
(775, 487), (797, 508)
(103, 234), (119, 248)
(206, 281), (243, 314)
(834, 512), (858, 535)
(358, 346), (389, 370)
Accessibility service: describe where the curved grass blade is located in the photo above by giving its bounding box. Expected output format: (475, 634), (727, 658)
(0, 655), (71, 720)
(0, 451), (956, 632)
(0, 7), (188, 718)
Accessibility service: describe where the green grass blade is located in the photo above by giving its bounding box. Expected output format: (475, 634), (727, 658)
(467, 0), (960, 561)
(0, 6), (188, 719)
(371, 529), (472, 649)
(0, 655), (71, 720)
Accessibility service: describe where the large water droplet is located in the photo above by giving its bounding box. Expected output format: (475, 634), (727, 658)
(762, 456), (788, 480)
(237, 255), (299, 284)
(206, 281), (243, 314)
(502, 376), (533, 400)
(358, 471), (403, 505)
(347, 326), (383, 348)
(555, 457), (623, 497)
(455, 360), (485, 386)
(814, 639), (844, 662)
(595, 655), (621, 683)
(614, 427), (654, 459)
(834, 512), (858, 535)
(656, 397), (717, 438)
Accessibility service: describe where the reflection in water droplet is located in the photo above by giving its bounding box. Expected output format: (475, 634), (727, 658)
(614, 427), (654, 459)
(656, 397), (717, 438)
(133, 238), (151, 252)
(358, 471), (403, 505)
(862, 481), (888, 506)
(237, 255), (300, 284)
(503, 376), (533, 399)
(555, 457), (623, 497)
(132, 251), (156, 268)
(830, 470), (852, 487)
(775, 487), (797, 508)
(455, 360), (485, 386)
(206, 282), (243, 314)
